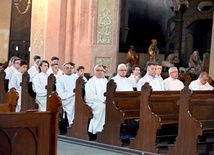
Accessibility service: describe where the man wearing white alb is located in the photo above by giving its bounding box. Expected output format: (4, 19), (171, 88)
(137, 62), (165, 91)
(28, 55), (41, 81)
(85, 64), (108, 140)
(8, 60), (28, 112)
(163, 67), (184, 90)
(189, 72), (213, 90)
(56, 62), (77, 127)
(32, 60), (49, 111)
(112, 64), (133, 91)
(127, 64), (141, 88)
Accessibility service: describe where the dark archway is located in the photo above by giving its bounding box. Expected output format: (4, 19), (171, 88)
(186, 19), (212, 59)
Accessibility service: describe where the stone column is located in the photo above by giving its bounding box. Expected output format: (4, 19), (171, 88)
(31, 0), (120, 75)
(30, 0), (48, 66)
(71, 0), (120, 75)
(0, 1), (12, 63)
(209, 12), (214, 79)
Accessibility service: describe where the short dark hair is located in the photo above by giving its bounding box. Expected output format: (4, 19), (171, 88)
(189, 66), (195, 70)
(51, 63), (59, 67)
(146, 61), (157, 68)
(51, 56), (59, 62)
(131, 64), (141, 71)
(33, 55), (41, 62)
(20, 60), (28, 66)
(62, 62), (75, 68)
(76, 66), (85, 71)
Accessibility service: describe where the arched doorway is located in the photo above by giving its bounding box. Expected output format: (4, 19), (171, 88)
(185, 19), (212, 65)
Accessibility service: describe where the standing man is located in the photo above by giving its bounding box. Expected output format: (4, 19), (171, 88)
(85, 64), (108, 140)
(163, 67), (184, 90)
(47, 56), (63, 75)
(189, 72), (213, 90)
(9, 60), (28, 112)
(32, 60), (49, 111)
(112, 63), (133, 91)
(5, 57), (21, 80)
(56, 62), (77, 127)
(28, 55), (41, 81)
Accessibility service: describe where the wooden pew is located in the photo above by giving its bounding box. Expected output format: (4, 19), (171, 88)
(97, 80), (181, 152)
(129, 83), (180, 153)
(21, 73), (56, 111)
(0, 70), (8, 104)
(0, 88), (18, 112)
(20, 72), (37, 111)
(0, 92), (61, 155)
(96, 80), (124, 146)
(169, 87), (214, 155)
(67, 77), (92, 139)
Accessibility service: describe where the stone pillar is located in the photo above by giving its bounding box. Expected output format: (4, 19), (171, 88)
(0, 1), (12, 63)
(30, 0), (48, 66)
(71, 0), (120, 75)
(31, 0), (67, 67)
(209, 12), (214, 79)
(31, 0), (120, 75)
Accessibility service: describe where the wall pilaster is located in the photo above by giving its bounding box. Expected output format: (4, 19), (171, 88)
(0, 1), (12, 63)
(209, 12), (214, 79)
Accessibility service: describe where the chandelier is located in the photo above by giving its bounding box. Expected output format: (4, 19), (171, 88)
(14, 0), (31, 15)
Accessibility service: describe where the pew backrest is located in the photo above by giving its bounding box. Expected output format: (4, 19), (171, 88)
(0, 92), (61, 155)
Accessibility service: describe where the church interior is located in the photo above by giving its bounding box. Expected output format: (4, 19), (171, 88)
(1, 0), (214, 155)
(0, 0), (214, 77)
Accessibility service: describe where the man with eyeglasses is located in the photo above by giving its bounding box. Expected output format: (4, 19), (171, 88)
(112, 64), (137, 146)
(189, 72), (213, 90)
(111, 64), (133, 91)
(85, 64), (108, 140)
(56, 62), (77, 129)
(163, 67), (184, 90)
(137, 62), (164, 91)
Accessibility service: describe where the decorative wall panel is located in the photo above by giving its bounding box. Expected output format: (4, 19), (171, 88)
(96, 0), (114, 45)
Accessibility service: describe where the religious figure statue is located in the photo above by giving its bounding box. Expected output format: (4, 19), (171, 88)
(126, 45), (139, 67)
(188, 50), (202, 75)
(126, 45), (139, 75)
(201, 52), (210, 73)
(148, 39), (159, 62)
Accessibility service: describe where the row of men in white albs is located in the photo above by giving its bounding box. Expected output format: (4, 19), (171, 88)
(4, 55), (108, 138)
(4, 56), (213, 139)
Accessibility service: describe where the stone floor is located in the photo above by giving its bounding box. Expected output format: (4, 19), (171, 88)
(57, 140), (126, 155)
(57, 135), (159, 155)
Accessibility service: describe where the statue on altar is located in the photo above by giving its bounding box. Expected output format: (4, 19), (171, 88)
(148, 39), (159, 62)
